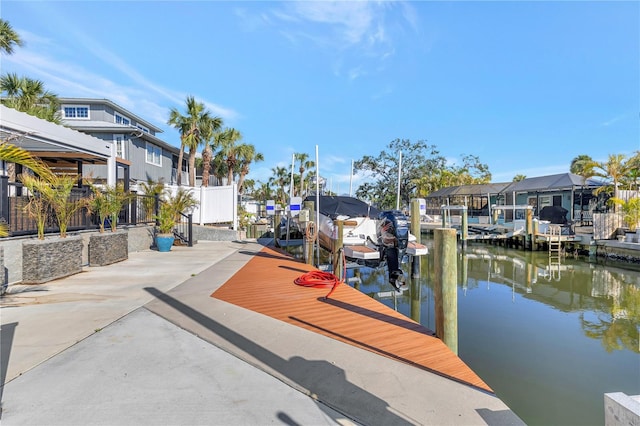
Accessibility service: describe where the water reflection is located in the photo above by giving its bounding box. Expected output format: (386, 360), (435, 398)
(458, 247), (640, 354)
(283, 240), (640, 425)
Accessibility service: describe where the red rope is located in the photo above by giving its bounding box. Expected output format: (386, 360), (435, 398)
(294, 271), (340, 288)
(294, 249), (347, 299)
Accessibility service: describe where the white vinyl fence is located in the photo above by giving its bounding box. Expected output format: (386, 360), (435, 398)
(134, 183), (238, 230)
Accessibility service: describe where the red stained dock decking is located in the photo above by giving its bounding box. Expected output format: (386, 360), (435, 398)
(212, 245), (491, 393)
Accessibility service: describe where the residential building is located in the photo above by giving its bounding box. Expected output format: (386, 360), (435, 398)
(59, 98), (182, 187)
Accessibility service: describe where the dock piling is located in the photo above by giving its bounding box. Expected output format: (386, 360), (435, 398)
(434, 228), (458, 355)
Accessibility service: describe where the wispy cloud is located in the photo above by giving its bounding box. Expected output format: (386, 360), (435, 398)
(600, 113), (629, 127)
(9, 10), (239, 132)
(259, 1), (414, 80)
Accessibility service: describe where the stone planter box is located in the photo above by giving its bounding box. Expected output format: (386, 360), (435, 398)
(89, 231), (128, 266)
(22, 235), (83, 284)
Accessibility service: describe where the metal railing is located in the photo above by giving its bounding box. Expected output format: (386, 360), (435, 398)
(0, 177), (193, 245)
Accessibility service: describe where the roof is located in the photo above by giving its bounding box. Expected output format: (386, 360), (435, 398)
(426, 182), (511, 198)
(59, 98), (179, 155)
(303, 195), (380, 219)
(0, 105), (112, 164)
(58, 98), (163, 133)
(499, 173), (603, 193)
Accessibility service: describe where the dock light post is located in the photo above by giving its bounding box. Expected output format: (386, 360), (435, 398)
(434, 228), (458, 355)
(461, 205), (468, 251)
(410, 199), (421, 278)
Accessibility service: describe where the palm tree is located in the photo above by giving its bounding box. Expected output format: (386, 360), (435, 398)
(167, 96), (212, 187)
(0, 142), (56, 237)
(218, 128), (243, 186)
(591, 154), (629, 202)
(253, 181), (273, 204)
(294, 152), (315, 197)
(1, 73), (61, 122)
(570, 155), (595, 181)
(236, 144), (264, 194)
(0, 141), (55, 182)
(269, 166), (289, 206)
(0, 19), (23, 55)
(512, 174), (526, 182)
(200, 116), (223, 187)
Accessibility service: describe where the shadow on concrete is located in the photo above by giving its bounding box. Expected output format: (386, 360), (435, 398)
(320, 296), (434, 336)
(144, 286), (414, 425)
(476, 407), (524, 425)
(0, 322), (17, 419)
(288, 314), (480, 392)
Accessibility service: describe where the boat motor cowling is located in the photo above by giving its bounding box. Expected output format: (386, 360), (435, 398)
(377, 210), (409, 250)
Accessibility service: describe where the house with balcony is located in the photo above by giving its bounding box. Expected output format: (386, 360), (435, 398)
(59, 98), (182, 188)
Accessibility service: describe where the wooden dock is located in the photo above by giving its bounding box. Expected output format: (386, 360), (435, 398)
(212, 245), (492, 393)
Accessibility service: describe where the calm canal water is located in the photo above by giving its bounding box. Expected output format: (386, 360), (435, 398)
(291, 239), (640, 425)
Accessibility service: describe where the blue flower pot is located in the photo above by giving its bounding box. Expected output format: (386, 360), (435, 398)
(156, 234), (175, 252)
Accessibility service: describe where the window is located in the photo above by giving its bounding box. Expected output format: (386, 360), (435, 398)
(115, 113), (130, 126)
(539, 196), (551, 208)
(146, 142), (162, 166)
(62, 105), (89, 119)
(136, 124), (149, 133)
(114, 134), (125, 159)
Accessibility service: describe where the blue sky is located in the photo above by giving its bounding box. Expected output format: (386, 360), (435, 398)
(2, 1), (638, 193)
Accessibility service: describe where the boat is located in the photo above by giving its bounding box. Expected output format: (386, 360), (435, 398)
(305, 195), (428, 289)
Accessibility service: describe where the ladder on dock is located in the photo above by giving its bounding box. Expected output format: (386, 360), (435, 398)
(548, 225), (562, 257)
(547, 225), (562, 280)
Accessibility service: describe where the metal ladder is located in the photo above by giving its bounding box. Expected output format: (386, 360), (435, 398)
(547, 225), (562, 281)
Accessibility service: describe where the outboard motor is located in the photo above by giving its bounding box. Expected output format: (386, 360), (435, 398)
(377, 210), (410, 290)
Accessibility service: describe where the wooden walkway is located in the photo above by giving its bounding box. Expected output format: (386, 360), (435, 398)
(212, 245), (492, 393)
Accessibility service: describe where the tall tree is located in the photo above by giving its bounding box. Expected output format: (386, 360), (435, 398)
(354, 139), (445, 209)
(200, 115), (223, 187)
(218, 128), (243, 186)
(294, 152), (314, 197)
(513, 174), (526, 182)
(570, 154), (595, 184)
(591, 154), (630, 201)
(236, 144), (264, 195)
(269, 166), (289, 206)
(1, 73), (60, 122)
(0, 19), (23, 55)
(167, 96), (212, 187)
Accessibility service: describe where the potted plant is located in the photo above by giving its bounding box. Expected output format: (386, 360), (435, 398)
(153, 188), (199, 252)
(154, 203), (176, 252)
(86, 182), (133, 265)
(609, 197), (640, 242)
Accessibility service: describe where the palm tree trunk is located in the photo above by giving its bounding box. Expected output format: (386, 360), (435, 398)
(176, 143), (185, 186)
(201, 146), (212, 187)
(188, 148), (197, 187)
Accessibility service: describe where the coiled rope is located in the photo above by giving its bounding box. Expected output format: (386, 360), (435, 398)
(294, 247), (346, 299)
(305, 221), (317, 241)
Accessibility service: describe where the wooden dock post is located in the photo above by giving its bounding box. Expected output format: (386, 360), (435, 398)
(410, 199), (421, 278)
(332, 220), (344, 281)
(532, 218), (539, 251)
(274, 211), (281, 241)
(461, 206), (468, 251)
(525, 207), (533, 251)
(434, 228), (458, 355)
(410, 273), (422, 324)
